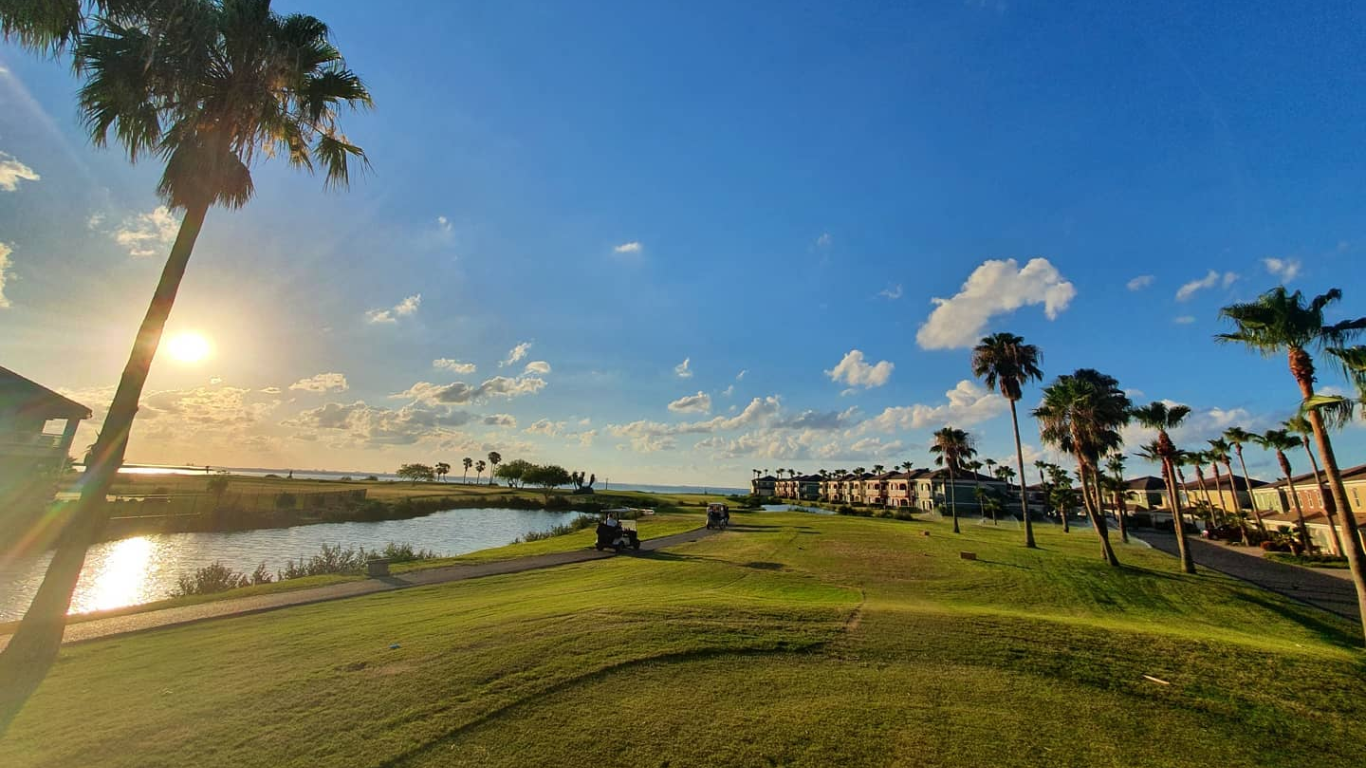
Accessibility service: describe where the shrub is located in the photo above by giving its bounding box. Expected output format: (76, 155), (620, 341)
(1265, 552), (1349, 569)
(836, 505), (872, 517)
(174, 561), (272, 596)
(365, 475), (379, 481)
(521, 515), (597, 542)
(892, 508), (916, 521)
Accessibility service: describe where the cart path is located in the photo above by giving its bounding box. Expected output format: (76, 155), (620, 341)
(1137, 531), (1360, 622)
(0, 527), (718, 651)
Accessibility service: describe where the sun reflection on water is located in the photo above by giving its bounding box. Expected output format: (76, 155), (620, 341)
(73, 536), (158, 614)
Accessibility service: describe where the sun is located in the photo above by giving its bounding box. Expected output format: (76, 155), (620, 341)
(166, 332), (212, 364)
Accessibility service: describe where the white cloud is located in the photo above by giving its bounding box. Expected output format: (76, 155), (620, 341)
(433, 358), (477, 374)
(675, 357), (693, 379)
(436, 215), (452, 234)
(1263, 257), (1302, 282)
(721, 384), (735, 397)
(366, 293), (422, 324)
(1127, 275), (1154, 291)
(525, 419), (566, 437)
(736, 369), (747, 381)
(285, 401), (474, 447)
(1122, 403), (1266, 454)
(878, 283), (903, 300)
(0, 151), (39, 191)
(608, 395), (785, 452)
(668, 391), (713, 414)
(1175, 270), (1237, 301)
(392, 375), (547, 405)
(501, 342), (532, 367)
(114, 206), (180, 257)
(865, 380), (1007, 433)
(483, 413), (517, 428)
(289, 372), (349, 394)
(825, 350), (894, 389)
(0, 242), (13, 308)
(1174, 315), (1196, 325)
(524, 360), (551, 375)
(614, 241), (643, 254)
(815, 233), (833, 248)
(87, 213), (105, 229)
(916, 258), (1076, 350)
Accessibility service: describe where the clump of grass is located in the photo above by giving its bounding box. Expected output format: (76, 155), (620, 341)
(520, 515), (598, 542)
(174, 562), (273, 596)
(175, 542), (437, 595)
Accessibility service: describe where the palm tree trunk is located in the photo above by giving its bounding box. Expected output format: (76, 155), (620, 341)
(1234, 446), (1265, 533)
(948, 465), (960, 534)
(1279, 453), (1312, 553)
(1009, 401), (1036, 547)
(1293, 353), (1366, 641)
(1115, 481), (1130, 544)
(1161, 458), (1196, 574)
(1194, 468), (1213, 521)
(1077, 460), (1119, 566)
(0, 201), (209, 733)
(1301, 437), (1345, 556)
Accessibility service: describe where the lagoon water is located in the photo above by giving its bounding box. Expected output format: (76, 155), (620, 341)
(0, 507), (583, 621)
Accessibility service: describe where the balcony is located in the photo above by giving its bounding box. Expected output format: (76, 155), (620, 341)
(0, 431), (67, 459)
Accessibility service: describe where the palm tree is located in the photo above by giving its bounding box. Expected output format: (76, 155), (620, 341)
(965, 459), (984, 514)
(972, 332), (1044, 547)
(1033, 459), (1052, 521)
(1284, 415), (1345, 554)
(1207, 438), (1240, 526)
(1253, 429), (1312, 551)
(930, 427), (974, 533)
(1223, 427), (1265, 533)
(1130, 402), (1195, 574)
(475, 460), (487, 485)
(462, 457), (474, 484)
(1187, 451), (1215, 512)
(487, 451), (502, 486)
(1034, 370), (1131, 566)
(1218, 286), (1366, 636)
(1105, 453), (1129, 544)
(435, 462), (450, 483)
(0, 0), (371, 727)
(1177, 451), (1214, 529)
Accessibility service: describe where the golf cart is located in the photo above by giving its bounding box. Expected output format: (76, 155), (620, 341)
(595, 517), (641, 552)
(706, 503), (730, 530)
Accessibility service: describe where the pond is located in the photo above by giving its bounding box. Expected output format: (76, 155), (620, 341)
(0, 507), (583, 621)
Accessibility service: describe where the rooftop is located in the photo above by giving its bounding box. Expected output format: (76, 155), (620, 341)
(0, 366), (93, 422)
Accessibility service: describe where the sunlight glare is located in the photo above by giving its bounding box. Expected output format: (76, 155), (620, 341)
(166, 332), (212, 363)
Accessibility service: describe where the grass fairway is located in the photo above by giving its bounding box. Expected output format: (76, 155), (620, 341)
(4, 514), (1364, 767)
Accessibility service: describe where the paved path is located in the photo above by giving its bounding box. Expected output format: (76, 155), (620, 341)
(1138, 532), (1360, 622)
(0, 527), (716, 650)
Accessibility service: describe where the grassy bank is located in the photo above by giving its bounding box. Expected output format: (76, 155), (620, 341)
(4, 513), (1363, 767)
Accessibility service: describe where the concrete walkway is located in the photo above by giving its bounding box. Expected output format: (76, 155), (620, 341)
(0, 527), (716, 651)
(1138, 532), (1360, 622)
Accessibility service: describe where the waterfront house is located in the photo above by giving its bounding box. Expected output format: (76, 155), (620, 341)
(1, 365), (92, 515)
(1250, 463), (1366, 555)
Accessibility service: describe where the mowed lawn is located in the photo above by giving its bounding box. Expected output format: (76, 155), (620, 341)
(4, 514), (1364, 767)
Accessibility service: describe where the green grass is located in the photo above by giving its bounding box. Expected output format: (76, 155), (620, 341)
(4, 514), (1364, 767)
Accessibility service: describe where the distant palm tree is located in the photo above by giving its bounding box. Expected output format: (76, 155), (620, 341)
(1284, 415), (1345, 554)
(1207, 438), (1239, 526)
(1218, 286), (1366, 635)
(435, 462), (451, 483)
(930, 427), (975, 534)
(1034, 370), (1130, 566)
(1131, 402), (1195, 573)
(0, 0), (372, 726)
(1105, 453), (1129, 544)
(1223, 427), (1265, 532)
(1187, 451), (1215, 511)
(1033, 459), (1052, 521)
(965, 459), (984, 514)
(1253, 429), (1312, 551)
(487, 452), (502, 485)
(463, 457), (473, 484)
(475, 460), (487, 484)
(972, 332), (1045, 547)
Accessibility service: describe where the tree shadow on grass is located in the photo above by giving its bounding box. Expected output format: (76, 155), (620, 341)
(1229, 590), (1363, 650)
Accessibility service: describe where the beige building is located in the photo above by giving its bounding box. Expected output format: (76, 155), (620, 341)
(1251, 463), (1366, 556)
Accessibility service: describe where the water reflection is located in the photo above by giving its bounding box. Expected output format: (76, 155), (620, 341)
(0, 507), (580, 620)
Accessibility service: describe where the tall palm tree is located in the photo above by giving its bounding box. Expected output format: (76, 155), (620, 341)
(1207, 439), (1240, 526)
(435, 462), (450, 483)
(1223, 427), (1265, 532)
(930, 427), (974, 534)
(1219, 286), (1366, 636)
(1284, 415), (1345, 554)
(0, 0), (371, 728)
(475, 460), (487, 485)
(462, 457), (473, 484)
(487, 451), (502, 485)
(972, 332), (1044, 547)
(1105, 453), (1129, 544)
(1033, 459), (1052, 521)
(965, 459), (984, 514)
(1187, 451), (1215, 512)
(1253, 429), (1312, 551)
(1034, 370), (1131, 566)
(1131, 402), (1195, 574)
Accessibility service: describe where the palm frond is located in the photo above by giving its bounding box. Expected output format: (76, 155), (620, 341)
(1300, 394), (1357, 431)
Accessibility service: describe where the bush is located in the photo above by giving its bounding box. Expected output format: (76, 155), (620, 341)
(892, 508), (916, 521)
(174, 561), (272, 596)
(277, 542), (435, 579)
(836, 505), (872, 517)
(365, 475), (379, 481)
(1265, 552), (1349, 569)
(520, 515), (597, 542)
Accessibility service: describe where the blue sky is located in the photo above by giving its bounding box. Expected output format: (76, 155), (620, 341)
(2, 0), (1365, 485)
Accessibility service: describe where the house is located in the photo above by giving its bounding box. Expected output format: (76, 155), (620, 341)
(1120, 476), (1168, 510)
(1, 365), (92, 514)
(1250, 463), (1366, 555)
(750, 474), (777, 497)
(1178, 473), (1269, 513)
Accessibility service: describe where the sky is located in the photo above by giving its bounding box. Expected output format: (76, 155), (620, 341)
(2, 0), (1366, 486)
